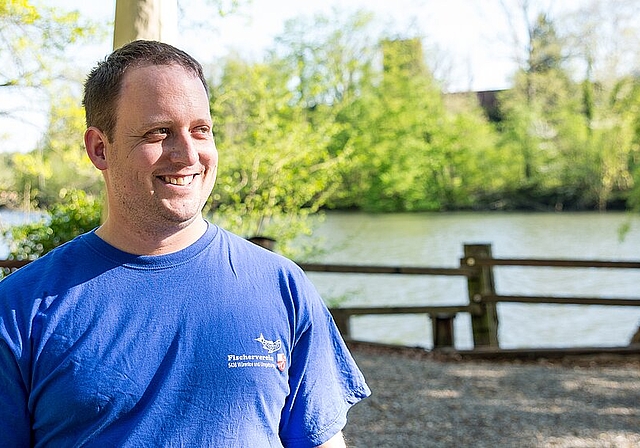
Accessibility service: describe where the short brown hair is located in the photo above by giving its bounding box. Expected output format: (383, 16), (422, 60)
(82, 40), (208, 142)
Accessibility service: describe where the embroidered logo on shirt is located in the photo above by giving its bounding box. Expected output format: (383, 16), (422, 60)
(255, 334), (282, 353)
(226, 334), (286, 372)
(277, 353), (287, 372)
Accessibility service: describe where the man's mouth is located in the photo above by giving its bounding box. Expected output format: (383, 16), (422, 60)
(158, 174), (197, 186)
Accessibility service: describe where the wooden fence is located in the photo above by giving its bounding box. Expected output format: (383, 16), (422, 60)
(298, 244), (640, 351)
(0, 259), (29, 278)
(3, 243), (640, 352)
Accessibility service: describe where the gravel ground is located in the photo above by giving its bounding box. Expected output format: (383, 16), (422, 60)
(342, 344), (640, 448)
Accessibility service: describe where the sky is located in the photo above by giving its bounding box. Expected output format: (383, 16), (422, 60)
(73, 0), (520, 91)
(2, 0), (572, 153)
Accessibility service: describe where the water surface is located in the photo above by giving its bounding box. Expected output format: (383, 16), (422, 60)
(300, 211), (640, 349)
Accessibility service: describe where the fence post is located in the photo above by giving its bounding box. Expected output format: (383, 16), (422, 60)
(431, 313), (455, 349)
(463, 244), (499, 348)
(330, 309), (351, 339)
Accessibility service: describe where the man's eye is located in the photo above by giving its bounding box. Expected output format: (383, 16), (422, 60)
(192, 126), (212, 138)
(144, 128), (170, 139)
(194, 126), (210, 134)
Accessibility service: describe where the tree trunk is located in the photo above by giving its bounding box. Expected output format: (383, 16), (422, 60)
(113, 0), (178, 49)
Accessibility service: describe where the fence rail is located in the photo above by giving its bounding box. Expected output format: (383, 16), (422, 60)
(300, 244), (640, 351)
(466, 257), (640, 269)
(297, 262), (471, 277)
(3, 244), (640, 352)
(0, 259), (30, 270)
(482, 294), (640, 307)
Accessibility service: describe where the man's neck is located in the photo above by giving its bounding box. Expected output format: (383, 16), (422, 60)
(95, 216), (208, 255)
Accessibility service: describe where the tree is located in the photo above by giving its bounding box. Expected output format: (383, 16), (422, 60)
(361, 38), (449, 211)
(0, 0), (98, 128)
(603, 76), (640, 210)
(564, 0), (640, 209)
(496, 0), (640, 210)
(0, 0), (102, 214)
(272, 9), (378, 112)
(498, 9), (589, 209)
(209, 55), (349, 256)
(10, 89), (103, 209)
(331, 37), (502, 212)
(0, 152), (19, 207)
(3, 188), (102, 260)
(266, 10), (379, 212)
(268, 9), (504, 213)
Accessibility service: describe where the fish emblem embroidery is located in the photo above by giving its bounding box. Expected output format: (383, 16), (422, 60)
(255, 334), (282, 353)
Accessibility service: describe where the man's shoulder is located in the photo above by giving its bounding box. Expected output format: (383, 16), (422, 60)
(217, 227), (282, 256)
(214, 227), (304, 273)
(0, 232), (92, 286)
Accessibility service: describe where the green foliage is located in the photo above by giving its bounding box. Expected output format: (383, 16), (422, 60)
(614, 77), (640, 210)
(5, 3), (640, 263)
(205, 5), (640, 225)
(0, 0), (103, 209)
(273, 9), (378, 109)
(497, 11), (638, 211)
(4, 189), (102, 260)
(209, 56), (348, 257)
(325, 38), (502, 212)
(270, 10), (379, 213)
(0, 153), (19, 207)
(0, 0), (98, 92)
(10, 89), (103, 208)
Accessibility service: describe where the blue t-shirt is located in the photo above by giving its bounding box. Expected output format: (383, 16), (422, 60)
(0, 224), (370, 447)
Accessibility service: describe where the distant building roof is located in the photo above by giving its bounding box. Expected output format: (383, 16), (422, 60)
(445, 89), (506, 122)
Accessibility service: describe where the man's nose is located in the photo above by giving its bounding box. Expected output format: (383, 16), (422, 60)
(168, 131), (199, 165)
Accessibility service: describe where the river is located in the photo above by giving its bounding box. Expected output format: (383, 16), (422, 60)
(2, 209), (640, 350)
(298, 211), (640, 350)
(0, 209), (44, 258)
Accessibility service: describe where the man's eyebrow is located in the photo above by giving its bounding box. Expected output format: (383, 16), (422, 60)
(141, 120), (174, 129)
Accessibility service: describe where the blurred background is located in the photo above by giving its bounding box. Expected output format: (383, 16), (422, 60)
(2, 0), (640, 349)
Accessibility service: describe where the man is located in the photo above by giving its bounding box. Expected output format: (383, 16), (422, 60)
(0, 40), (370, 447)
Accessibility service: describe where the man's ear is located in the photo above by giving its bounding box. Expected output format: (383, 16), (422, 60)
(84, 126), (109, 171)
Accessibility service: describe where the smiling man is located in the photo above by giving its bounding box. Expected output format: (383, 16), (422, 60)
(0, 40), (370, 447)
(85, 61), (217, 254)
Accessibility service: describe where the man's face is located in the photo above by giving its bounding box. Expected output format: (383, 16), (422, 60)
(102, 63), (218, 233)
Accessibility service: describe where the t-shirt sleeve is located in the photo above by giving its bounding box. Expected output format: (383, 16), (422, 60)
(278, 274), (371, 447)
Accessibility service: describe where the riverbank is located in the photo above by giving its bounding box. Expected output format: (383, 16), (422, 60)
(343, 343), (640, 448)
